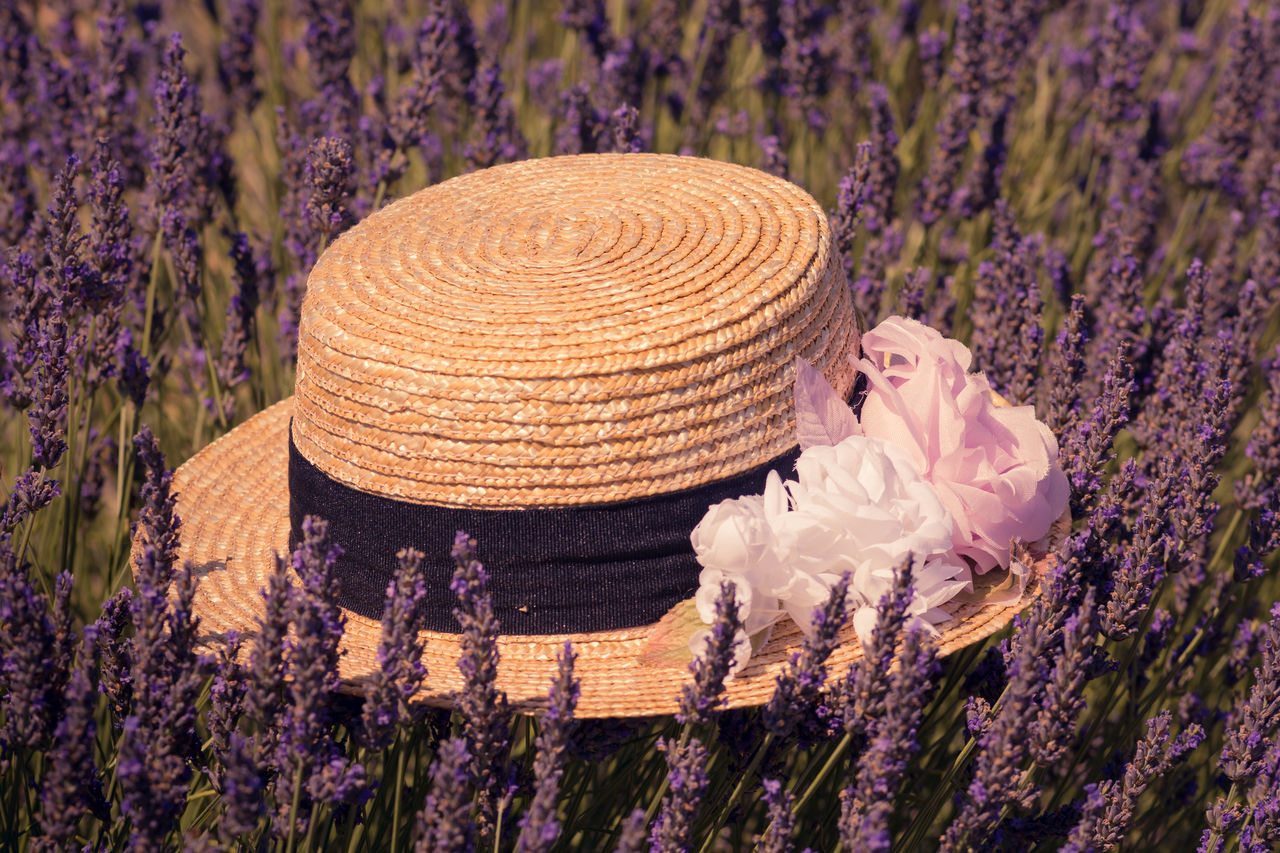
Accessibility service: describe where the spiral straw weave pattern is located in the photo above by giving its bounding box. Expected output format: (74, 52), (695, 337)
(149, 154), (1060, 717)
(291, 153), (858, 508)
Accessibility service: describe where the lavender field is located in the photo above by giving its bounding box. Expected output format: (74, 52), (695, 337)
(2, 0), (1280, 849)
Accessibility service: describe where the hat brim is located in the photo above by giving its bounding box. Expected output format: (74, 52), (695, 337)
(160, 396), (1062, 718)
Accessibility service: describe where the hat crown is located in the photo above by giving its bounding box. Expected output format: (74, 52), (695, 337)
(292, 154), (858, 508)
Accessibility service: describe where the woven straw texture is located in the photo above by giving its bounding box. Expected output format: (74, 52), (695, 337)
(165, 398), (1064, 718)
(146, 153), (1058, 718)
(292, 153), (857, 508)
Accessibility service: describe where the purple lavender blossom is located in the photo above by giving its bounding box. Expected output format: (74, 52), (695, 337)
(600, 38), (647, 112)
(613, 809), (649, 853)
(1099, 500), (1169, 641)
(1059, 348), (1133, 518)
(895, 267), (932, 322)
(274, 516), (367, 835)
(831, 143), (875, 317)
(764, 574), (849, 742)
(758, 778), (796, 853)
(0, 467), (62, 536)
(948, 0), (986, 99)
(206, 631), (245, 789)
(463, 56), (527, 171)
(88, 0), (146, 186)
(376, 13), (451, 188)
(0, 558), (75, 763)
(679, 0), (739, 146)
(560, 0), (613, 68)
(119, 558), (204, 850)
(33, 625), (108, 848)
(862, 84), (899, 235)
(305, 136), (357, 246)
(361, 547), (430, 751)
(150, 33), (203, 221)
(940, 603), (1050, 850)
(217, 0), (263, 116)
(1064, 711), (1206, 852)
(1085, 240), (1147, 401)
(1043, 294), (1088, 440)
(414, 737), (476, 853)
(841, 627), (937, 853)
(678, 580), (742, 728)
(297, 0), (359, 138)
(86, 140), (132, 386)
(220, 731), (265, 838)
(916, 93), (975, 225)
(650, 736), (710, 852)
(777, 0), (832, 132)
(94, 588), (134, 729)
(515, 643), (579, 853)
(526, 59), (565, 118)
(133, 424), (181, 583)
(1235, 346), (1280, 578)
(554, 85), (605, 156)
(1181, 3), (1263, 202)
(114, 327), (150, 409)
(829, 0), (874, 102)
(1027, 592), (1097, 768)
(213, 231), (268, 419)
(968, 203), (1044, 405)
(27, 159), (82, 470)
(917, 24), (946, 92)
(1092, 4), (1152, 165)
(150, 34), (212, 361)
(841, 559), (913, 739)
(244, 551), (291, 768)
(956, 103), (1010, 217)
(1249, 164), (1280, 303)
(758, 131), (789, 178)
(1219, 605), (1280, 785)
(640, 0), (685, 88)
(1, 249), (41, 411)
(451, 531), (512, 841)
(1239, 736), (1280, 851)
(1164, 349), (1235, 575)
(605, 103), (645, 154)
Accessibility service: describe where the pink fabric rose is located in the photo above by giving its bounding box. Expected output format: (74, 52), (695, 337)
(857, 316), (1069, 573)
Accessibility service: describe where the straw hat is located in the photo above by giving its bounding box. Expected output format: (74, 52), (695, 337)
(151, 154), (1060, 718)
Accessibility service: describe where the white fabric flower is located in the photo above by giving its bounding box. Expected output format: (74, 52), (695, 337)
(690, 434), (969, 670)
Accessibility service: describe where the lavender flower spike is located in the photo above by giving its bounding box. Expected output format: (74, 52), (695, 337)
(841, 628), (938, 853)
(362, 547), (430, 751)
(274, 516), (367, 835)
(33, 626), (108, 849)
(452, 530), (512, 841)
(133, 424), (181, 586)
(305, 136), (356, 247)
(515, 642), (580, 853)
(678, 579), (742, 727)
(764, 573), (850, 742)
(414, 737), (476, 853)
(650, 736), (710, 853)
(1063, 711), (1205, 853)
(758, 778), (797, 853)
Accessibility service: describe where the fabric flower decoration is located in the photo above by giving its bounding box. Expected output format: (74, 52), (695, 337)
(689, 314), (1070, 673)
(857, 316), (1070, 574)
(690, 434), (964, 666)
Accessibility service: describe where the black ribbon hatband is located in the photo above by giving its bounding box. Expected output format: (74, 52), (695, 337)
(288, 430), (800, 634)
